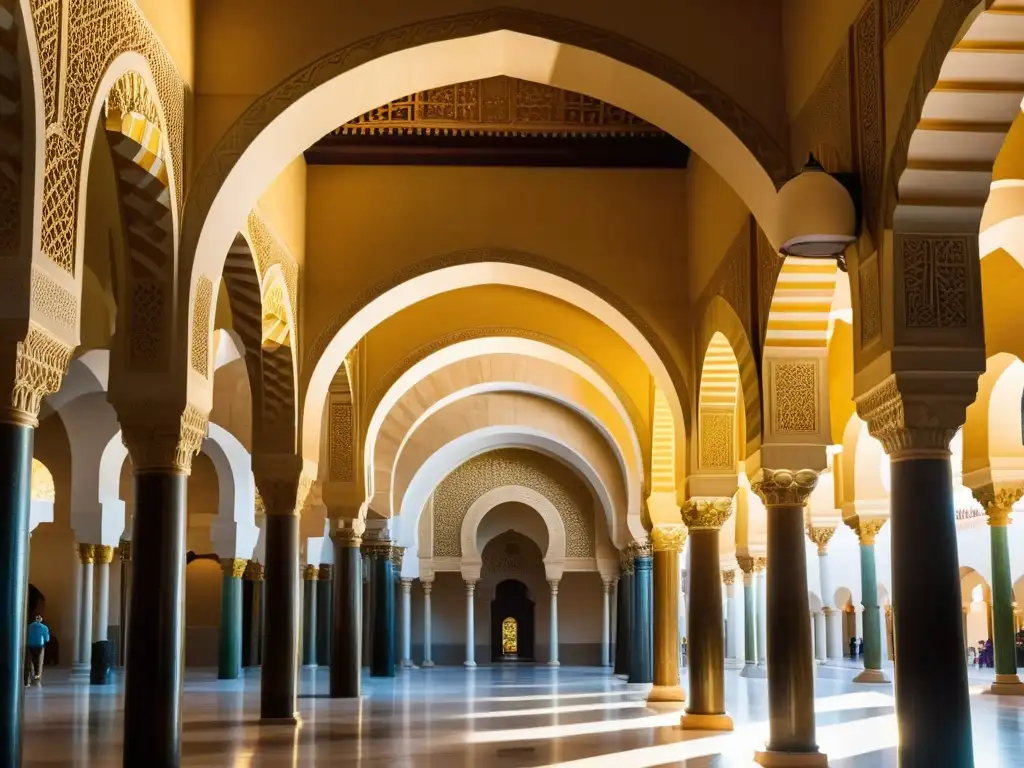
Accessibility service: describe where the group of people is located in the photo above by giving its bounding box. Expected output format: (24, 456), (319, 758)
(975, 639), (995, 668)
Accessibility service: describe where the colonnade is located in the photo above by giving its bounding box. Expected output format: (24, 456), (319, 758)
(71, 543), (118, 673)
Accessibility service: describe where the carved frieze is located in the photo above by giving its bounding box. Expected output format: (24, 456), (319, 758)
(852, 0), (884, 243)
(898, 234), (970, 329)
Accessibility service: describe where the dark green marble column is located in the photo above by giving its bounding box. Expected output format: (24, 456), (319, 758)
(331, 526), (362, 697)
(317, 565), (332, 667)
(217, 558), (245, 680)
(614, 555), (633, 676)
(301, 565), (318, 667)
(851, 521), (888, 684)
(0, 421), (33, 767)
(124, 469), (187, 767)
(629, 542), (653, 684)
(261, 513), (300, 722)
(241, 563), (264, 667)
(369, 542), (395, 677)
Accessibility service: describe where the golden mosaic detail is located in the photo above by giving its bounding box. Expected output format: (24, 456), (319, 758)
(432, 448), (594, 558)
(651, 524), (687, 552)
(4, 322), (73, 426)
(773, 362), (817, 433)
(190, 275), (213, 377)
(751, 468), (819, 507)
(680, 498), (733, 531)
(30, 458), (54, 502)
(699, 411), (733, 470)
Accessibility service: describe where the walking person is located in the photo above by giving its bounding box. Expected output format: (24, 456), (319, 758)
(25, 615), (49, 686)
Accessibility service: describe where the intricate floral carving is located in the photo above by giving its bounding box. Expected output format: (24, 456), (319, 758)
(619, 547), (635, 574)
(773, 362), (817, 433)
(190, 275), (213, 377)
(95, 544), (114, 565)
(680, 497), (733, 530)
(898, 234), (969, 329)
(329, 402), (354, 482)
(699, 411), (733, 469)
(848, 517), (887, 545)
(852, 0), (884, 242)
(630, 539), (653, 559)
(3, 322), (73, 426)
(884, 0), (919, 41)
(756, 223), (781, 348)
(119, 402), (208, 474)
(751, 468), (819, 507)
(858, 255), (882, 345)
(806, 525), (835, 553)
(223, 558), (248, 579)
(972, 485), (1024, 528)
(30, 268), (78, 334)
(651, 523), (687, 552)
(790, 45), (852, 173)
(78, 543), (95, 564)
(247, 211), (299, 320)
(722, 569), (736, 585)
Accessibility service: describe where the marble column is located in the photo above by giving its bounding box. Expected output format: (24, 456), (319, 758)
(464, 580), (477, 668)
(814, 611), (827, 663)
(723, 570), (738, 663)
(680, 500), (733, 730)
(400, 578), (414, 669)
(0, 417), (34, 766)
(118, 541), (132, 666)
(242, 562), (264, 667)
(316, 565), (332, 668)
(547, 579), (561, 666)
(610, 577), (619, 666)
(751, 469), (825, 767)
(421, 581), (434, 667)
(329, 522), (362, 698)
(629, 541), (654, 684)
(368, 542), (396, 677)
(301, 565), (318, 667)
(850, 519), (888, 683)
(807, 526), (841, 662)
(76, 544), (95, 672)
(614, 553), (634, 676)
(93, 545), (113, 643)
(601, 578), (613, 667)
(755, 558), (767, 669)
(976, 487), (1024, 695)
(261, 508), (302, 723)
(218, 558), (246, 680)
(649, 524), (686, 702)
(738, 559), (762, 678)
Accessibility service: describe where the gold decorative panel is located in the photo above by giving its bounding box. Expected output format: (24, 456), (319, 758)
(773, 362), (817, 433)
(190, 276), (213, 377)
(329, 402), (354, 482)
(432, 448), (593, 558)
(699, 411), (733, 470)
(338, 76), (662, 138)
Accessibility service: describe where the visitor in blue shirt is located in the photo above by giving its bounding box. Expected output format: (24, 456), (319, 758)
(25, 616), (49, 686)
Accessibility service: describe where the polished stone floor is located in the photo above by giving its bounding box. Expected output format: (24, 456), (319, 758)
(21, 662), (1024, 766)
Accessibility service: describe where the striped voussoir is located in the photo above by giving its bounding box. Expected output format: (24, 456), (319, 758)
(765, 257), (838, 349)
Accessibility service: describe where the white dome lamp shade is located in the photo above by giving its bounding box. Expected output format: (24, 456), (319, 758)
(776, 155), (858, 271)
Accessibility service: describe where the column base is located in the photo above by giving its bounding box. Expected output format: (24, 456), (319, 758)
(725, 658), (745, 670)
(302, 664), (318, 670)
(646, 684), (685, 703)
(852, 668), (889, 684)
(754, 748), (828, 767)
(680, 712), (733, 731)
(400, 660), (415, 669)
(739, 663), (766, 679)
(989, 674), (1024, 695)
(421, 660), (435, 668)
(464, 661), (477, 668)
(547, 660), (560, 667)
(260, 714), (302, 726)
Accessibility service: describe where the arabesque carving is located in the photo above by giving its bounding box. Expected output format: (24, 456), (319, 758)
(651, 523), (687, 552)
(898, 233), (969, 329)
(773, 362), (817, 433)
(2, 323), (74, 426)
(790, 45), (852, 173)
(119, 402), (208, 474)
(699, 411), (733, 470)
(806, 525), (835, 553)
(848, 517), (887, 545)
(751, 468), (819, 507)
(858, 255), (882, 345)
(328, 402), (354, 482)
(190, 275), (213, 377)
(680, 497), (733, 530)
(619, 547), (635, 574)
(852, 0), (884, 242)
(630, 539), (653, 558)
(972, 486), (1024, 528)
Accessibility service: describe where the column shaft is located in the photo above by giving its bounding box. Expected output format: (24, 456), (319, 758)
(548, 581), (560, 666)
(614, 568), (633, 675)
(725, 581), (738, 661)
(742, 572), (758, 670)
(601, 580), (611, 667)
(814, 611), (827, 662)
(261, 514), (301, 722)
(890, 457), (972, 767)
(124, 471), (187, 766)
(991, 524), (1019, 680)
(465, 581), (477, 667)
(855, 540), (887, 683)
(0, 422), (32, 767)
(316, 567), (332, 667)
(78, 555), (94, 670)
(218, 561), (243, 680)
(302, 568), (317, 667)
(119, 545), (132, 666)
(371, 551), (395, 677)
(756, 567), (767, 667)
(94, 556), (111, 642)
(422, 583), (434, 667)
(682, 528), (730, 728)
(400, 579), (413, 668)
(650, 544), (683, 701)
(629, 551), (653, 684)
(330, 537), (362, 698)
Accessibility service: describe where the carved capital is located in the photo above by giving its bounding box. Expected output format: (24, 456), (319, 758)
(119, 540), (131, 562)
(94, 545), (114, 565)
(855, 373), (977, 458)
(751, 468), (819, 507)
(422, 581), (433, 595)
(0, 325), (74, 427)
(244, 561), (264, 581)
(737, 555), (755, 574)
(222, 558), (247, 579)
(253, 455), (310, 516)
(806, 525), (836, 554)
(78, 544), (95, 565)
(619, 547), (635, 574)
(362, 540), (394, 560)
(680, 497), (733, 530)
(847, 517), (887, 545)
(119, 402), (208, 474)
(329, 516), (365, 547)
(722, 569), (736, 585)
(753, 557), (767, 573)
(651, 524), (687, 552)
(317, 565), (332, 581)
(629, 539), (653, 559)
(972, 485), (1024, 528)
(302, 564), (318, 581)
(391, 546), (405, 570)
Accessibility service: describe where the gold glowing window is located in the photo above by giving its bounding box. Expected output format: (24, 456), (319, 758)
(502, 617), (518, 655)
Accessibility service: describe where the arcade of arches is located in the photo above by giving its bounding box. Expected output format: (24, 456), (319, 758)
(5, 0), (1024, 766)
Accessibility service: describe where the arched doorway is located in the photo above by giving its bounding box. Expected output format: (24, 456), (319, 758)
(491, 579), (535, 662)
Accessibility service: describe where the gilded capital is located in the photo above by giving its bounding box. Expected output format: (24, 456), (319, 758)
(651, 524), (687, 552)
(302, 564), (318, 580)
(78, 544), (95, 565)
(722, 569), (736, 585)
(118, 540), (131, 562)
(848, 517), (887, 545)
(94, 545), (114, 565)
(806, 525), (835, 554)
(619, 547), (635, 575)
(0, 324), (74, 427)
(973, 485), (1024, 528)
(630, 539), (653, 559)
(318, 564), (332, 581)
(244, 561), (265, 581)
(390, 546), (405, 570)
(753, 557), (767, 573)
(223, 558), (247, 579)
(751, 468), (818, 507)
(362, 540), (394, 560)
(737, 555), (755, 574)
(680, 497), (733, 530)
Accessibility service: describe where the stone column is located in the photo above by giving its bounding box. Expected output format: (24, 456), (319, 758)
(615, 551), (634, 676)
(316, 565), (332, 668)
(93, 545), (113, 643)
(76, 544), (95, 673)
(301, 565), (318, 667)
(649, 524), (686, 702)
(366, 541), (396, 677)
(610, 577), (619, 666)
(807, 526), (841, 662)
(975, 486), (1024, 695)
(547, 579), (561, 666)
(738, 558), (762, 678)
(242, 561), (264, 667)
(218, 558), (246, 680)
(400, 578), (414, 669)
(751, 469), (825, 767)
(680, 499), (733, 730)
(118, 541), (132, 666)
(601, 579), (612, 667)
(464, 580), (478, 668)
(329, 520), (362, 698)
(629, 541), (654, 684)
(849, 518), (889, 683)
(813, 611), (827, 662)
(755, 558), (767, 669)
(422, 581), (434, 667)
(121, 411), (205, 765)
(723, 570), (738, 663)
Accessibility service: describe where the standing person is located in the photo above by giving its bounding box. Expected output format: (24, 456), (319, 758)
(25, 615), (49, 686)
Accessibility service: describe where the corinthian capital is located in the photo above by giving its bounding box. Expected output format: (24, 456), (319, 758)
(651, 523), (687, 552)
(972, 485), (1024, 527)
(805, 525), (835, 553)
(0, 325), (74, 427)
(750, 468), (818, 507)
(680, 497), (733, 530)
